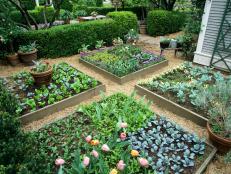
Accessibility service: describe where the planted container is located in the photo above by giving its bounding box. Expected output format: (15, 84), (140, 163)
(207, 122), (231, 154)
(6, 53), (20, 66)
(30, 61), (53, 86)
(18, 42), (37, 66)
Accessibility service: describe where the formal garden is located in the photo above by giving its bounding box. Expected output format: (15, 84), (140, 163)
(0, 0), (230, 174)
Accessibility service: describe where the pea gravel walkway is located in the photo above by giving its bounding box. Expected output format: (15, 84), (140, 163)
(0, 34), (230, 173)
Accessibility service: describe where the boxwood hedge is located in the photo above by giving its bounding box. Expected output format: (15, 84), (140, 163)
(147, 10), (186, 36)
(14, 12), (137, 58)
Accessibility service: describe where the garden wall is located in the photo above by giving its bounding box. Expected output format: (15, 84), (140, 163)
(147, 10), (186, 36)
(14, 11), (138, 58)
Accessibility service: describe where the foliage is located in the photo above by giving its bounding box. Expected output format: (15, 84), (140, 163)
(141, 62), (231, 138)
(60, 0), (73, 11)
(0, 79), (19, 115)
(79, 92), (153, 135)
(31, 61), (50, 73)
(10, 6), (55, 24)
(82, 44), (165, 77)
(73, 10), (87, 18)
(113, 37), (124, 46)
(78, 44), (90, 53)
(107, 11), (138, 36)
(129, 116), (205, 173)
(125, 29), (139, 42)
(21, 0), (36, 10)
(147, 10), (186, 36)
(18, 42), (37, 53)
(95, 0), (103, 7)
(224, 150), (231, 164)
(14, 11), (137, 58)
(60, 10), (73, 20)
(95, 40), (105, 49)
(9, 63), (98, 115)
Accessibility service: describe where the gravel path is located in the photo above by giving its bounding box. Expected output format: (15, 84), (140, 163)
(0, 34), (230, 173)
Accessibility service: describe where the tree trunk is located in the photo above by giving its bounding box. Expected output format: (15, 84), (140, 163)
(49, 0), (64, 28)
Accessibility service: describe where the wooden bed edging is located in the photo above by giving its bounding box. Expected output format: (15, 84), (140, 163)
(135, 85), (208, 127)
(20, 84), (106, 125)
(80, 58), (168, 84)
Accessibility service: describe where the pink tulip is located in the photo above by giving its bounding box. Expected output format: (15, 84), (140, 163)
(82, 156), (90, 167)
(101, 144), (110, 152)
(55, 158), (65, 166)
(120, 132), (126, 141)
(138, 158), (149, 168)
(117, 160), (126, 171)
(91, 150), (99, 158)
(85, 135), (92, 143)
(120, 122), (128, 128)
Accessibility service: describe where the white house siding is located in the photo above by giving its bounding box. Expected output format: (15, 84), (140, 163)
(194, 0), (231, 70)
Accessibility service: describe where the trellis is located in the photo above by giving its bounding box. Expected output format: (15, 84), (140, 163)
(210, 0), (231, 72)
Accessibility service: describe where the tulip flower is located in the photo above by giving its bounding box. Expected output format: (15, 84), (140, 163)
(101, 144), (110, 152)
(82, 156), (90, 168)
(120, 132), (126, 141)
(91, 150), (99, 158)
(138, 158), (149, 168)
(85, 135), (92, 143)
(131, 150), (139, 157)
(55, 158), (65, 166)
(120, 122), (128, 128)
(117, 160), (126, 171)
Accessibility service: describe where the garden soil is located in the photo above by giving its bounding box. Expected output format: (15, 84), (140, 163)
(0, 33), (230, 173)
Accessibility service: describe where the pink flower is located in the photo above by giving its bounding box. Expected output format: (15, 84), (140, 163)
(85, 135), (92, 143)
(91, 150), (99, 158)
(120, 122), (128, 128)
(101, 144), (110, 152)
(138, 158), (149, 168)
(120, 132), (126, 141)
(55, 158), (65, 166)
(82, 156), (90, 167)
(117, 160), (126, 171)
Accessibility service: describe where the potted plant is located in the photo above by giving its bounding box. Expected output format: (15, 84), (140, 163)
(113, 37), (124, 46)
(0, 22), (21, 66)
(125, 29), (139, 45)
(78, 44), (90, 56)
(91, 11), (98, 18)
(95, 40), (106, 50)
(160, 37), (171, 49)
(30, 60), (53, 86)
(195, 81), (231, 153)
(60, 10), (72, 24)
(74, 10), (87, 21)
(139, 20), (147, 35)
(18, 42), (37, 66)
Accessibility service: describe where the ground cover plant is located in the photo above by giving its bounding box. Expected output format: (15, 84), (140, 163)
(2, 62), (99, 115)
(139, 62), (231, 122)
(27, 93), (211, 174)
(81, 44), (165, 77)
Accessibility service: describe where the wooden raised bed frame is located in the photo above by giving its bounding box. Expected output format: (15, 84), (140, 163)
(135, 85), (208, 127)
(80, 58), (168, 84)
(20, 84), (106, 125)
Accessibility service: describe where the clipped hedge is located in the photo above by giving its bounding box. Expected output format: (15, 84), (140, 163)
(147, 10), (186, 36)
(107, 11), (138, 36)
(14, 11), (137, 58)
(78, 6), (146, 19)
(10, 6), (55, 24)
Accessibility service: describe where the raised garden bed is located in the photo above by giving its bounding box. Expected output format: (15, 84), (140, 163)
(80, 45), (168, 84)
(27, 93), (216, 174)
(1, 62), (105, 125)
(136, 62), (230, 127)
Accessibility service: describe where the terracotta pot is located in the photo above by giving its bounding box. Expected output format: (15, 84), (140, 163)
(64, 19), (70, 24)
(139, 24), (147, 34)
(207, 122), (231, 154)
(30, 65), (53, 86)
(6, 53), (20, 66)
(18, 49), (37, 66)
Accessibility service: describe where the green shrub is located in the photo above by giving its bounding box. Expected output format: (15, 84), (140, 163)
(95, 0), (103, 6)
(21, 0), (36, 10)
(107, 11), (138, 37)
(147, 10), (186, 36)
(14, 19), (119, 58)
(84, 6), (146, 19)
(14, 11), (137, 58)
(60, 0), (73, 11)
(10, 6), (55, 24)
(0, 80), (19, 115)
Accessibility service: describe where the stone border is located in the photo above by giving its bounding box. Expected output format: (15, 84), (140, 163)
(80, 58), (168, 84)
(135, 85), (208, 127)
(20, 84), (106, 125)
